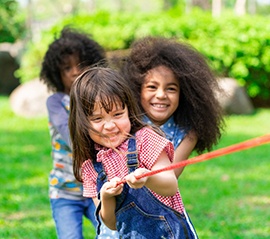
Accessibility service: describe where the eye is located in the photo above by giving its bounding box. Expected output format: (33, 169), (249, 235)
(61, 65), (71, 72)
(145, 84), (157, 90)
(167, 86), (178, 92)
(89, 116), (102, 122)
(166, 83), (179, 92)
(114, 111), (125, 117)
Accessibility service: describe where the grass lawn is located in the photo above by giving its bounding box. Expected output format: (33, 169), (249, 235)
(0, 95), (269, 238)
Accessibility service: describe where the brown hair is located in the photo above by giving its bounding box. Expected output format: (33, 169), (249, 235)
(119, 36), (224, 154)
(69, 66), (146, 181)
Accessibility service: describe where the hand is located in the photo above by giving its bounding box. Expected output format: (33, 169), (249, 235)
(100, 177), (123, 200)
(124, 168), (150, 189)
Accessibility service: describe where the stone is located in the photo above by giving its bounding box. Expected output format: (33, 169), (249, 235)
(0, 51), (20, 95)
(9, 79), (52, 118)
(9, 76), (255, 118)
(217, 78), (254, 115)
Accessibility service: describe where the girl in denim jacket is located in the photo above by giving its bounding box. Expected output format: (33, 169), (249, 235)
(118, 36), (224, 178)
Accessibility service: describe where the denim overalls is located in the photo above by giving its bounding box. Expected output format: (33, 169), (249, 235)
(93, 138), (198, 239)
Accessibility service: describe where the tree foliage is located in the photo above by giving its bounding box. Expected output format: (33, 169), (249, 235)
(17, 8), (270, 104)
(0, 0), (26, 43)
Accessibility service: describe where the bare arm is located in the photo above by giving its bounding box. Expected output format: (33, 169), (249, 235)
(174, 130), (198, 178)
(125, 150), (178, 196)
(92, 197), (99, 207)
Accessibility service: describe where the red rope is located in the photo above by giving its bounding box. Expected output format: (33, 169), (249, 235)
(117, 134), (270, 185)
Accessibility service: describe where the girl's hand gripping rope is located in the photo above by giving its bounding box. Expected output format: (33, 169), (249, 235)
(124, 168), (150, 189)
(101, 177), (124, 198)
(115, 168), (149, 187)
(116, 134), (270, 187)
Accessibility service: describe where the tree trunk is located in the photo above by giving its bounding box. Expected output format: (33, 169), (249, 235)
(212, 0), (222, 17)
(185, 0), (192, 13)
(248, 0), (256, 15)
(192, 0), (210, 10)
(115, 0), (124, 11)
(88, 0), (96, 13)
(234, 0), (246, 16)
(162, 0), (178, 10)
(26, 0), (33, 41)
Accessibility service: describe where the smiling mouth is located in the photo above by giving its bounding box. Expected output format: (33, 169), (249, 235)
(106, 132), (119, 140)
(151, 103), (168, 108)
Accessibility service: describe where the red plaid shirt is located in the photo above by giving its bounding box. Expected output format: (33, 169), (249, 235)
(82, 127), (185, 213)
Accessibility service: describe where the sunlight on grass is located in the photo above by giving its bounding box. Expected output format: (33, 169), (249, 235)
(249, 195), (270, 205)
(180, 108), (270, 238)
(1, 95), (270, 238)
(224, 109), (270, 136)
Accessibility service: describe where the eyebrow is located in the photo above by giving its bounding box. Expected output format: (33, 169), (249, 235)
(145, 80), (179, 86)
(167, 83), (179, 88)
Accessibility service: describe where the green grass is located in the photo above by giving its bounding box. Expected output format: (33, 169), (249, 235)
(1, 95), (269, 238)
(180, 110), (270, 238)
(0, 96), (95, 239)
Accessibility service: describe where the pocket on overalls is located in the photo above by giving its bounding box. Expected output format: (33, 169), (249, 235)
(116, 202), (174, 239)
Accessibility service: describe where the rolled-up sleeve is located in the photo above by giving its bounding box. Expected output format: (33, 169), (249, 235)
(82, 160), (98, 198)
(137, 127), (174, 169)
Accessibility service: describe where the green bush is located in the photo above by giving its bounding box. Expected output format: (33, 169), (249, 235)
(17, 9), (270, 102)
(185, 11), (270, 100)
(0, 0), (26, 43)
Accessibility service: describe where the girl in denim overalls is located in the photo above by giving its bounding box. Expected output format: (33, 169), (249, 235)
(69, 67), (198, 239)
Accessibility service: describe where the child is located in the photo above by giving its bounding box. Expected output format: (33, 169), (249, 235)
(119, 36), (224, 177)
(40, 27), (106, 239)
(69, 66), (198, 238)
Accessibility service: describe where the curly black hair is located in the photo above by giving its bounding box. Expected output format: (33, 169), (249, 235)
(119, 36), (225, 154)
(40, 26), (106, 92)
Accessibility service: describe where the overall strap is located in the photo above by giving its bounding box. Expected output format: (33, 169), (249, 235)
(93, 136), (138, 191)
(92, 161), (108, 197)
(127, 137), (139, 173)
(115, 136), (138, 211)
(92, 161), (108, 236)
(95, 137), (139, 236)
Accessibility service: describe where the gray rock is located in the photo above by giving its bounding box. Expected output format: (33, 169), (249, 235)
(9, 79), (52, 118)
(9, 77), (254, 118)
(0, 51), (20, 95)
(217, 78), (254, 115)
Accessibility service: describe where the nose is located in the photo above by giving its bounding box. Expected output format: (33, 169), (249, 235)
(104, 120), (115, 130)
(72, 66), (80, 77)
(156, 88), (167, 99)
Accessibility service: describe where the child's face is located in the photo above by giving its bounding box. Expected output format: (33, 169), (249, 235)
(88, 101), (131, 148)
(141, 65), (180, 126)
(60, 53), (81, 94)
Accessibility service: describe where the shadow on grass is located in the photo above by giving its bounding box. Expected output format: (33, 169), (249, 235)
(1, 127), (96, 238)
(180, 132), (270, 238)
(1, 105), (270, 238)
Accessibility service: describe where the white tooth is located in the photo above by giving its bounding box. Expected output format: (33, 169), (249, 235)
(153, 104), (167, 108)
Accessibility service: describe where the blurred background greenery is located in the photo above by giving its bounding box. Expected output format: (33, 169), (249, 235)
(1, 0), (270, 106)
(1, 1), (270, 238)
